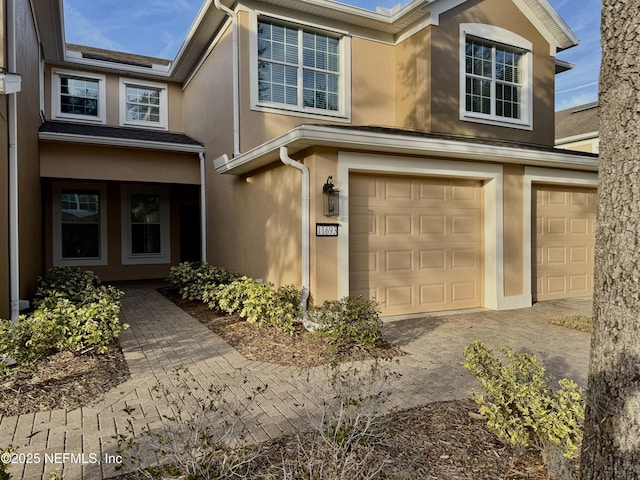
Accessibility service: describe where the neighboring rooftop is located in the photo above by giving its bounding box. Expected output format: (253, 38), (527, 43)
(555, 102), (599, 140)
(66, 44), (172, 69)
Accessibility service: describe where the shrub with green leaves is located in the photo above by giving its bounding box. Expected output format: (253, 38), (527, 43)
(463, 341), (585, 462)
(210, 277), (301, 334)
(167, 261), (239, 301)
(310, 296), (383, 349)
(0, 267), (127, 375)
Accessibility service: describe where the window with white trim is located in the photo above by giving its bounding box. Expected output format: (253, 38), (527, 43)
(121, 185), (171, 265)
(460, 24), (532, 129)
(254, 18), (349, 118)
(52, 70), (106, 123)
(52, 182), (108, 266)
(119, 79), (168, 129)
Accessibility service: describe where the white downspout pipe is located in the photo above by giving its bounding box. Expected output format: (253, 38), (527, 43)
(214, 0), (241, 157)
(279, 146), (310, 290)
(8, 0), (20, 322)
(199, 152), (207, 262)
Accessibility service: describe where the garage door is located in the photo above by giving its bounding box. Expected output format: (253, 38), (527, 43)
(349, 174), (483, 316)
(532, 185), (596, 301)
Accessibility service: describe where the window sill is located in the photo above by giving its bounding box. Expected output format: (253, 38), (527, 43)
(53, 113), (106, 124)
(460, 113), (532, 131)
(252, 103), (351, 123)
(53, 257), (108, 267)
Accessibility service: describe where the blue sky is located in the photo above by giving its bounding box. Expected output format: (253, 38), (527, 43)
(63, 0), (600, 111)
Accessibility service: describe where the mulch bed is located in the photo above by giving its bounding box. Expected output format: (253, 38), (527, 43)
(163, 288), (404, 367)
(0, 343), (130, 417)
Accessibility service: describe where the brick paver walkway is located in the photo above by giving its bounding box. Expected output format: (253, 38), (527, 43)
(0, 283), (592, 479)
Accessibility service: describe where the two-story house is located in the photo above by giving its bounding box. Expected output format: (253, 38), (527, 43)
(2, 0), (598, 320)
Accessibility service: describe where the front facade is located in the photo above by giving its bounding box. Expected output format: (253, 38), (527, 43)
(2, 0), (598, 320)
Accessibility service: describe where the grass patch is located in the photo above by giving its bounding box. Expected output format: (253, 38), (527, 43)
(550, 314), (592, 332)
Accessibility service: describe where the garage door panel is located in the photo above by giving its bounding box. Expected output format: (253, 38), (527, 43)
(533, 185), (596, 301)
(350, 174), (483, 315)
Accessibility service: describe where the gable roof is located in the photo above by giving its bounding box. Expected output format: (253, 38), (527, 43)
(555, 102), (599, 141)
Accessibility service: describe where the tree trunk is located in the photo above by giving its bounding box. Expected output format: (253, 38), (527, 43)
(579, 1), (640, 478)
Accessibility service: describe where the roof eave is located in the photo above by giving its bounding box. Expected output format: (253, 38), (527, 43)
(214, 125), (599, 176)
(39, 131), (205, 154)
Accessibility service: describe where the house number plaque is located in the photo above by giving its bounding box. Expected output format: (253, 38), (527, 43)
(316, 223), (339, 237)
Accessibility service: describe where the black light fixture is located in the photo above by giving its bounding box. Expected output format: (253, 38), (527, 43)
(322, 176), (340, 217)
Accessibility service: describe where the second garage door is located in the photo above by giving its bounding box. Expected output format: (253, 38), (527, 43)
(349, 174), (483, 316)
(533, 185), (596, 301)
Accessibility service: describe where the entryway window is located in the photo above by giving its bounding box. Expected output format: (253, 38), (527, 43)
(121, 185), (170, 264)
(52, 182), (108, 266)
(52, 70), (106, 123)
(119, 78), (168, 129)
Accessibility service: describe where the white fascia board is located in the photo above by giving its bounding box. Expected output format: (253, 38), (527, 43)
(555, 131), (599, 145)
(214, 124), (599, 175)
(39, 131), (205, 154)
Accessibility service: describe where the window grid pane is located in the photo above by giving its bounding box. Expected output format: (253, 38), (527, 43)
(60, 77), (99, 117)
(126, 86), (162, 123)
(61, 190), (100, 258)
(465, 39), (523, 120)
(258, 20), (340, 112)
(130, 194), (161, 254)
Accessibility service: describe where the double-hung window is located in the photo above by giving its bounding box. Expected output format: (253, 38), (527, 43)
(52, 70), (106, 123)
(460, 24), (532, 129)
(255, 18), (348, 118)
(119, 79), (168, 129)
(52, 182), (108, 266)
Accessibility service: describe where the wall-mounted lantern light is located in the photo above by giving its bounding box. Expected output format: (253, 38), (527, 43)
(322, 176), (340, 217)
(0, 71), (22, 95)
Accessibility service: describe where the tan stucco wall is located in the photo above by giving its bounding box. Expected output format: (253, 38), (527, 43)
(395, 27), (432, 131)
(236, 11), (397, 153)
(40, 143), (200, 184)
(503, 164), (525, 297)
(14, 0), (44, 301)
(429, 0), (556, 146)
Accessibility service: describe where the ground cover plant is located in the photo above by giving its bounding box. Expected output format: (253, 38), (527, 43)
(463, 341), (585, 479)
(549, 314), (592, 332)
(0, 267), (130, 416)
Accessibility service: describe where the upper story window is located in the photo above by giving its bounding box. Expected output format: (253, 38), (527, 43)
(119, 79), (168, 129)
(251, 16), (351, 120)
(459, 24), (532, 130)
(52, 70), (106, 123)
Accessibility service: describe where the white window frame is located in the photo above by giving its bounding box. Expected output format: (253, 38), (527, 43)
(119, 78), (169, 129)
(52, 69), (107, 123)
(249, 11), (352, 122)
(52, 182), (108, 267)
(121, 184), (171, 265)
(459, 24), (533, 130)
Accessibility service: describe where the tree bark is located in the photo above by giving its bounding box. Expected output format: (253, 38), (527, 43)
(579, 1), (640, 478)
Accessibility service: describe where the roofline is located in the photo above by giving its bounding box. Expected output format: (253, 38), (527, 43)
(213, 125), (599, 175)
(555, 131), (599, 145)
(39, 131), (206, 154)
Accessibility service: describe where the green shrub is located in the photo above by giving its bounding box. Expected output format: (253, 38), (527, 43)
(310, 296), (383, 349)
(0, 445), (15, 480)
(210, 277), (301, 334)
(463, 341), (584, 461)
(33, 266), (102, 306)
(0, 268), (127, 375)
(167, 261), (239, 301)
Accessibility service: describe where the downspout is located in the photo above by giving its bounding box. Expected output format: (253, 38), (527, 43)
(279, 146), (310, 290)
(199, 152), (207, 262)
(8, 0), (20, 322)
(213, 0), (241, 157)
